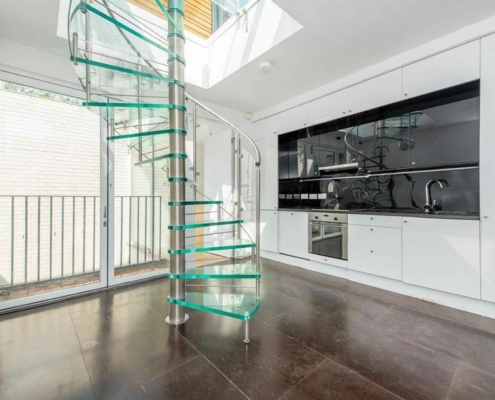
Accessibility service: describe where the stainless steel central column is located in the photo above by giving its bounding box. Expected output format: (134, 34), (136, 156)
(166, 0), (188, 325)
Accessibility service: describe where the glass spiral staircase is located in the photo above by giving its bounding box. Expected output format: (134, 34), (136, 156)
(68, 0), (261, 343)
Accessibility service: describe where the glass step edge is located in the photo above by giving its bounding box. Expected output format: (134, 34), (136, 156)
(168, 200), (223, 206)
(168, 219), (244, 230)
(84, 102), (187, 111)
(107, 128), (187, 141)
(155, 0), (186, 40)
(168, 240), (256, 255)
(168, 177), (197, 183)
(167, 293), (260, 321)
(135, 153), (187, 166)
(169, 263), (260, 279)
(70, 56), (185, 88)
(72, 3), (186, 64)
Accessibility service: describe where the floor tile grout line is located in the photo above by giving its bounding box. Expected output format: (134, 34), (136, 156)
(276, 358), (327, 400)
(261, 313), (406, 400)
(170, 324), (251, 400)
(65, 300), (98, 399)
(136, 354), (202, 390)
(330, 358), (406, 400)
(445, 366), (459, 400)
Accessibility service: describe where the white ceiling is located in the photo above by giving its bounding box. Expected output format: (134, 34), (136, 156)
(2, 0), (495, 113)
(191, 0), (495, 112)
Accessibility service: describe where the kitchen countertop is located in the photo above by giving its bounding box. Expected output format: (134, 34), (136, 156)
(278, 208), (480, 220)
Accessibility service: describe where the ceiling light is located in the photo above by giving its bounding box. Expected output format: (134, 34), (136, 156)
(260, 61), (273, 73)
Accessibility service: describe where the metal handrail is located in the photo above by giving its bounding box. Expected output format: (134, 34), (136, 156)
(186, 93), (261, 165)
(185, 93), (262, 297)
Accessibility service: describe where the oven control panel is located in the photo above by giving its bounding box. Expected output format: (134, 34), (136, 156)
(308, 212), (348, 224)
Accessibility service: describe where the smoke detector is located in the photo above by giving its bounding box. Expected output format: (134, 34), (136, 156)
(260, 61), (273, 73)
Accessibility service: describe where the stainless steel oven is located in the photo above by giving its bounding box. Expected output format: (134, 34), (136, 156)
(308, 212), (348, 260)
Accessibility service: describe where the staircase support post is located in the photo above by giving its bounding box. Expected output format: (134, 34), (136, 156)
(166, 0), (188, 326)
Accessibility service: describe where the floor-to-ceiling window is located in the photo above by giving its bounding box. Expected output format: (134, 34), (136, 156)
(0, 80), (108, 309)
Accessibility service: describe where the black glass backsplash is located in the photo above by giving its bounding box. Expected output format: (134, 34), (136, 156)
(279, 169), (479, 212)
(279, 80), (480, 179)
(278, 81), (480, 212)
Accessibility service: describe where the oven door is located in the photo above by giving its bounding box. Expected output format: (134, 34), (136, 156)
(308, 221), (348, 260)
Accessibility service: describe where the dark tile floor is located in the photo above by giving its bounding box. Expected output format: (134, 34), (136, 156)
(1, 258), (495, 400)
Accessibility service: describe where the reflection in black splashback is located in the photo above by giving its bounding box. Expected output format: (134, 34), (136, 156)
(279, 169), (479, 213)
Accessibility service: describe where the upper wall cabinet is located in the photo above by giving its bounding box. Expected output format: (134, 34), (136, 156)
(275, 103), (310, 135)
(347, 70), (403, 114)
(307, 89), (348, 126)
(403, 41), (480, 99)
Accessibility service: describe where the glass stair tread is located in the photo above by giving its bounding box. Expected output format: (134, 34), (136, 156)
(169, 219), (243, 230)
(108, 128), (186, 147)
(169, 263), (260, 279)
(134, 153), (187, 167)
(70, 56), (182, 97)
(167, 292), (260, 320)
(169, 200), (223, 206)
(84, 102), (186, 111)
(70, 1), (184, 65)
(168, 238), (255, 255)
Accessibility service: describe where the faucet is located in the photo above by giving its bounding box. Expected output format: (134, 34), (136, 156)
(424, 179), (448, 213)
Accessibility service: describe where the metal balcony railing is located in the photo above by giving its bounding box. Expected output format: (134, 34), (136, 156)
(0, 195), (166, 291)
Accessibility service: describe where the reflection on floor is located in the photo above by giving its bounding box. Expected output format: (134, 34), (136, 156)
(1, 258), (495, 399)
(0, 253), (231, 304)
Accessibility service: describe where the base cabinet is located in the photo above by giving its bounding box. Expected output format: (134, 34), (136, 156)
(402, 218), (480, 299)
(278, 211), (308, 259)
(260, 210), (278, 253)
(348, 225), (402, 280)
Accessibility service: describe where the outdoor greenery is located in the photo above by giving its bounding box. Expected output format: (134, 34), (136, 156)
(0, 81), (83, 105)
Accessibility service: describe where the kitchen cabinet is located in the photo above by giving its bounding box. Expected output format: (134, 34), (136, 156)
(255, 134), (278, 210)
(403, 41), (480, 99)
(347, 70), (403, 114)
(349, 214), (402, 229)
(274, 103), (309, 135)
(402, 217), (480, 299)
(307, 89), (348, 126)
(349, 225), (402, 280)
(279, 211), (308, 259)
(480, 34), (495, 303)
(260, 210), (278, 253)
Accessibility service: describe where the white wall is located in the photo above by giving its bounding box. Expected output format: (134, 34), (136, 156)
(0, 88), (130, 285)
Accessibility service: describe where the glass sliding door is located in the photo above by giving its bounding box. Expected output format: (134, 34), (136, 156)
(107, 109), (169, 286)
(0, 80), (108, 310)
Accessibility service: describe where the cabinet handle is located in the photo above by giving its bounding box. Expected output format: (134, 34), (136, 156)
(370, 250), (374, 253)
(342, 111), (346, 114)
(349, 110), (352, 113)
(291, 213), (294, 215)
(404, 220), (407, 223)
(404, 93), (408, 97)
(370, 228), (374, 231)
(370, 217), (374, 220)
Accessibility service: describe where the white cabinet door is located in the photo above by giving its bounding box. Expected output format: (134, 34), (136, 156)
(256, 133), (278, 210)
(403, 41), (480, 99)
(402, 218), (480, 299)
(349, 225), (402, 280)
(349, 214), (402, 229)
(275, 103), (309, 135)
(307, 89), (348, 125)
(480, 34), (495, 303)
(279, 211), (308, 259)
(347, 70), (402, 114)
(260, 210), (278, 253)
